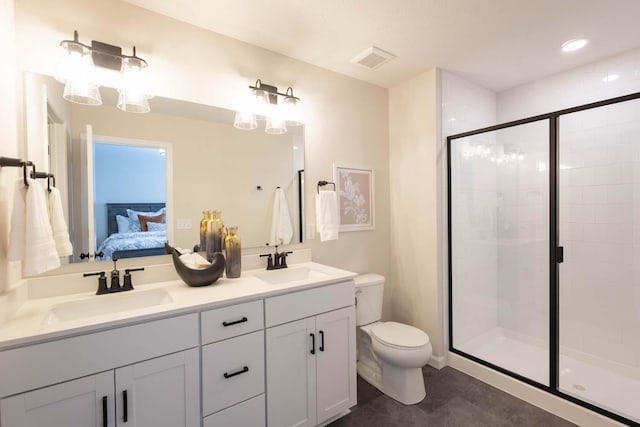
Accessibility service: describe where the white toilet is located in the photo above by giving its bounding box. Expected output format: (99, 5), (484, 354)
(354, 274), (432, 405)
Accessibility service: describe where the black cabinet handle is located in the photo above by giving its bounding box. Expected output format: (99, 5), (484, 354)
(319, 330), (325, 352)
(222, 316), (248, 327)
(123, 390), (128, 422)
(223, 366), (249, 379)
(102, 396), (108, 427)
(310, 333), (315, 355)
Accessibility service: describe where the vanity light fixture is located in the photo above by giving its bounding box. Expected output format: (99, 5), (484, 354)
(234, 79), (302, 134)
(56, 30), (152, 112)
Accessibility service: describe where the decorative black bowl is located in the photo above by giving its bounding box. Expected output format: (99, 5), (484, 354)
(166, 244), (225, 287)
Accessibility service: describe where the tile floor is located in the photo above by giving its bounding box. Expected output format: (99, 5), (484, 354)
(328, 366), (577, 427)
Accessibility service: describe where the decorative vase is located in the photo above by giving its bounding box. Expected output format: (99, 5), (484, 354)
(225, 226), (241, 278)
(199, 210), (211, 252)
(205, 211), (223, 262)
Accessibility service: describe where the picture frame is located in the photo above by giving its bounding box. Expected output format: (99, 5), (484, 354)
(333, 163), (375, 232)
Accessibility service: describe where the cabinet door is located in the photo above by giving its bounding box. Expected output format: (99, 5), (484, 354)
(266, 317), (317, 427)
(114, 348), (199, 427)
(0, 371), (114, 427)
(315, 306), (357, 424)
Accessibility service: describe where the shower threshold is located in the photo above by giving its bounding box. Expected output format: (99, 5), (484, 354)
(458, 329), (640, 423)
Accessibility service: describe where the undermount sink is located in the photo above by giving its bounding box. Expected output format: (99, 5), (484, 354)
(255, 266), (327, 285)
(42, 288), (173, 325)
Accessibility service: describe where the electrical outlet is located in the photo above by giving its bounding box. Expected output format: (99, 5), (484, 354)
(306, 223), (316, 239)
(176, 219), (192, 230)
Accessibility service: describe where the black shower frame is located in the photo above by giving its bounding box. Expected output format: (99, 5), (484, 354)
(447, 91), (640, 427)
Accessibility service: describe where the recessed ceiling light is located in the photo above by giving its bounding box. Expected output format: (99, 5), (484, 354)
(602, 74), (619, 83)
(561, 39), (588, 53)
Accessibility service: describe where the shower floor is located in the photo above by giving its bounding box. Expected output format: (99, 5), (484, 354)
(458, 331), (640, 423)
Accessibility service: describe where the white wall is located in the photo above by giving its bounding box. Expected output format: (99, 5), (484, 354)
(389, 69), (444, 358)
(0, 0), (21, 293)
(12, 0), (390, 293)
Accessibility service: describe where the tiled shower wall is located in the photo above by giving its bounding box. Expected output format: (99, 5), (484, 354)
(495, 48), (640, 371)
(442, 71), (498, 346)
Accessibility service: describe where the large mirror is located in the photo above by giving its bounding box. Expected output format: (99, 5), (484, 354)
(24, 72), (305, 263)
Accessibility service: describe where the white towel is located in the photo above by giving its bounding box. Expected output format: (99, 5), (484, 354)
(315, 190), (339, 241)
(8, 179), (61, 276)
(47, 187), (73, 257)
(270, 187), (293, 245)
(179, 252), (211, 269)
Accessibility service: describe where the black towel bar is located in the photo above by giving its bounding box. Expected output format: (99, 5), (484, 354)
(317, 180), (336, 194)
(0, 156), (36, 187)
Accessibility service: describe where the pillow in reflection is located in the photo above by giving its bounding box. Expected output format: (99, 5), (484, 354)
(138, 213), (165, 232)
(116, 214), (131, 234)
(127, 207), (166, 232)
(146, 221), (167, 232)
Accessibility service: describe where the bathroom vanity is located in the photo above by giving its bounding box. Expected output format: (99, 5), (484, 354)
(0, 262), (357, 427)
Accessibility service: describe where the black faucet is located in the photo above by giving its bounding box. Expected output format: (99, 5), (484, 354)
(260, 245), (293, 270)
(84, 271), (109, 295)
(110, 258), (122, 292)
(123, 268), (145, 291)
(83, 259), (144, 294)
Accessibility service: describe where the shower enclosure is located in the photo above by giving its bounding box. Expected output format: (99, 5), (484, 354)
(448, 92), (640, 426)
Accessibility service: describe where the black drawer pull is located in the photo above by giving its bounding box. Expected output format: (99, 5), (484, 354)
(222, 316), (248, 327)
(319, 330), (325, 352)
(224, 366), (249, 379)
(123, 390), (128, 422)
(310, 333), (315, 355)
(102, 396), (108, 427)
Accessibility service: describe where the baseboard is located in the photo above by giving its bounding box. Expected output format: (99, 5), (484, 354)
(318, 409), (351, 426)
(427, 354), (447, 370)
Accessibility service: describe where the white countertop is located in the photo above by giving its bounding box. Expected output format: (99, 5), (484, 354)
(0, 262), (356, 351)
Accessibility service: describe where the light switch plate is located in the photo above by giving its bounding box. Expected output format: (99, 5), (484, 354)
(176, 219), (192, 230)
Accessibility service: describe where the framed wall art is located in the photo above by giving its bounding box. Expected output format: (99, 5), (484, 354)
(333, 163), (375, 232)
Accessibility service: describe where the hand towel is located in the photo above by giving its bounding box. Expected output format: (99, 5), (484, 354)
(270, 187), (293, 245)
(179, 252), (211, 269)
(315, 190), (339, 241)
(47, 187), (73, 257)
(8, 179), (61, 276)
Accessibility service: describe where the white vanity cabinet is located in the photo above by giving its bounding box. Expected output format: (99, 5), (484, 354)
(0, 371), (114, 427)
(265, 282), (357, 427)
(1, 349), (200, 427)
(201, 300), (266, 427)
(0, 314), (200, 427)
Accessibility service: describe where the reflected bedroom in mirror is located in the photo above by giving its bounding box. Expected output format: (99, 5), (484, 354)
(23, 72), (305, 265)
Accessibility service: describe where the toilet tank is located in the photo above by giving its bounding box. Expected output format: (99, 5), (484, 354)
(354, 274), (385, 326)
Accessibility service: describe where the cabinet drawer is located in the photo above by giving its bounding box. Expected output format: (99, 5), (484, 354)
(203, 394), (265, 427)
(202, 330), (265, 416)
(201, 300), (263, 344)
(265, 282), (354, 327)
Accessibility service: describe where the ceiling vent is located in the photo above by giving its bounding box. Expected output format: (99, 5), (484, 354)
(350, 46), (396, 70)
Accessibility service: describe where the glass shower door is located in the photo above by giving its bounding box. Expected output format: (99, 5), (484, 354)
(449, 120), (550, 385)
(558, 98), (640, 422)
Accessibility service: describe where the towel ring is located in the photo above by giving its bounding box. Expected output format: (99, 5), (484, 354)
(317, 180), (335, 194)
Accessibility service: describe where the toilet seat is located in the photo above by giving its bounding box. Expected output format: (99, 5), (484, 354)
(371, 322), (430, 349)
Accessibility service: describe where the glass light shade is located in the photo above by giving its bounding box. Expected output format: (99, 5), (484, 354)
(63, 81), (102, 105)
(234, 111), (258, 130)
(118, 57), (152, 113)
(117, 90), (150, 113)
(55, 41), (93, 84)
(283, 97), (303, 126)
(265, 114), (288, 135)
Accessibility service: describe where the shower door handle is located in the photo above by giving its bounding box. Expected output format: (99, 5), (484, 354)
(556, 246), (564, 264)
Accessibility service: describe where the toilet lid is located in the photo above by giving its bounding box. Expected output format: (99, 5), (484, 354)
(371, 322), (430, 348)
